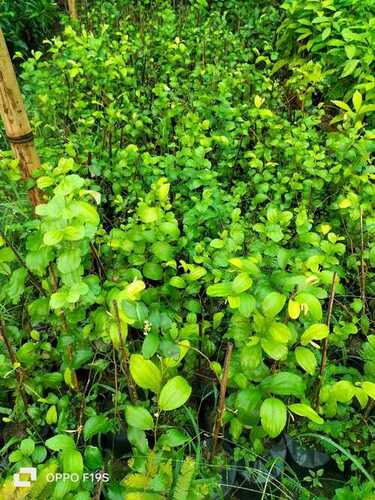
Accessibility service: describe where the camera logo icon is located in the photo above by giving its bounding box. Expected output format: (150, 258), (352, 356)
(13, 467), (37, 487)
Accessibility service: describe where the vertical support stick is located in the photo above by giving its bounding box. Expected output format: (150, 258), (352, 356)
(210, 342), (233, 461)
(68, 0), (78, 20)
(315, 272), (337, 408)
(0, 29), (41, 207)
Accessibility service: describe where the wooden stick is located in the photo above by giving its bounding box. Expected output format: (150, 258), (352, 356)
(0, 29), (42, 207)
(210, 342), (233, 461)
(112, 300), (138, 403)
(68, 0), (78, 20)
(315, 272), (337, 407)
(360, 208), (367, 312)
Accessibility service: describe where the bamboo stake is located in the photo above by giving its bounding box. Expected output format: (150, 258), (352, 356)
(68, 0), (78, 20)
(0, 29), (41, 207)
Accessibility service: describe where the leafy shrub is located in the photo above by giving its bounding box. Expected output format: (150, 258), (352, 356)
(0, 0), (374, 498)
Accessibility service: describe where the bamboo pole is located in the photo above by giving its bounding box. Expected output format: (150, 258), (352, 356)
(0, 29), (41, 207)
(68, 0), (78, 20)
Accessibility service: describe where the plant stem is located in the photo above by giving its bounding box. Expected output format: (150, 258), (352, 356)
(315, 272), (337, 407)
(360, 208), (367, 313)
(112, 300), (138, 403)
(0, 229), (45, 296)
(0, 318), (28, 411)
(210, 342), (233, 461)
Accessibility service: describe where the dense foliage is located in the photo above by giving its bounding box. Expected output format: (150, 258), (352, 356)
(0, 0), (374, 498)
(0, 0), (61, 56)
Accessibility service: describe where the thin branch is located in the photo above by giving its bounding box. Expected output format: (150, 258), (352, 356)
(112, 300), (138, 403)
(315, 272), (337, 407)
(210, 342), (233, 461)
(0, 230), (45, 296)
(0, 318), (28, 411)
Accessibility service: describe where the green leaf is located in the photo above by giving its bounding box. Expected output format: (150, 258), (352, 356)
(62, 449), (83, 476)
(231, 273), (252, 294)
(70, 201), (99, 226)
(260, 398), (287, 438)
(43, 230), (64, 246)
(301, 323), (329, 345)
(260, 372), (305, 397)
(151, 241), (174, 261)
(289, 403), (323, 424)
(332, 100), (351, 112)
(269, 322), (292, 343)
(49, 290), (68, 309)
(262, 292), (286, 317)
(345, 45), (356, 59)
(137, 204), (161, 223)
(352, 91), (362, 113)
(362, 381), (375, 400)
(143, 262), (163, 280)
(331, 380), (355, 403)
(142, 333), (160, 359)
(238, 294), (256, 317)
(57, 248), (81, 274)
(158, 376), (192, 411)
(128, 427), (149, 455)
(129, 354), (161, 393)
(295, 293), (322, 321)
(20, 438), (35, 456)
(45, 434), (76, 451)
(341, 59), (359, 78)
(54, 174), (84, 196)
(7, 268), (27, 304)
(158, 429), (190, 448)
(207, 282), (233, 297)
(83, 415), (111, 441)
(169, 276), (186, 288)
(261, 338), (287, 360)
(125, 405), (154, 430)
(84, 446), (103, 470)
(295, 347), (317, 375)
(46, 405), (58, 425)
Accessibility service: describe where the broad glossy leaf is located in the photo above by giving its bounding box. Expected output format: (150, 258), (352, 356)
(231, 273), (252, 294)
(56, 248), (81, 274)
(125, 405), (154, 430)
(295, 347), (317, 375)
(295, 293), (322, 321)
(62, 449), (83, 475)
(238, 294), (256, 317)
(288, 299), (300, 319)
(158, 376), (192, 411)
(137, 204), (160, 223)
(262, 292), (286, 317)
(45, 434), (75, 451)
(43, 230), (64, 246)
(289, 404), (323, 424)
(158, 429), (189, 448)
(261, 338), (287, 360)
(362, 381), (375, 400)
(331, 380), (355, 403)
(7, 268), (27, 304)
(83, 415), (111, 441)
(260, 372), (305, 397)
(269, 322), (292, 343)
(260, 398), (287, 438)
(207, 282), (233, 297)
(301, 323), (329, 345)
(130, 354), (161, 393)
